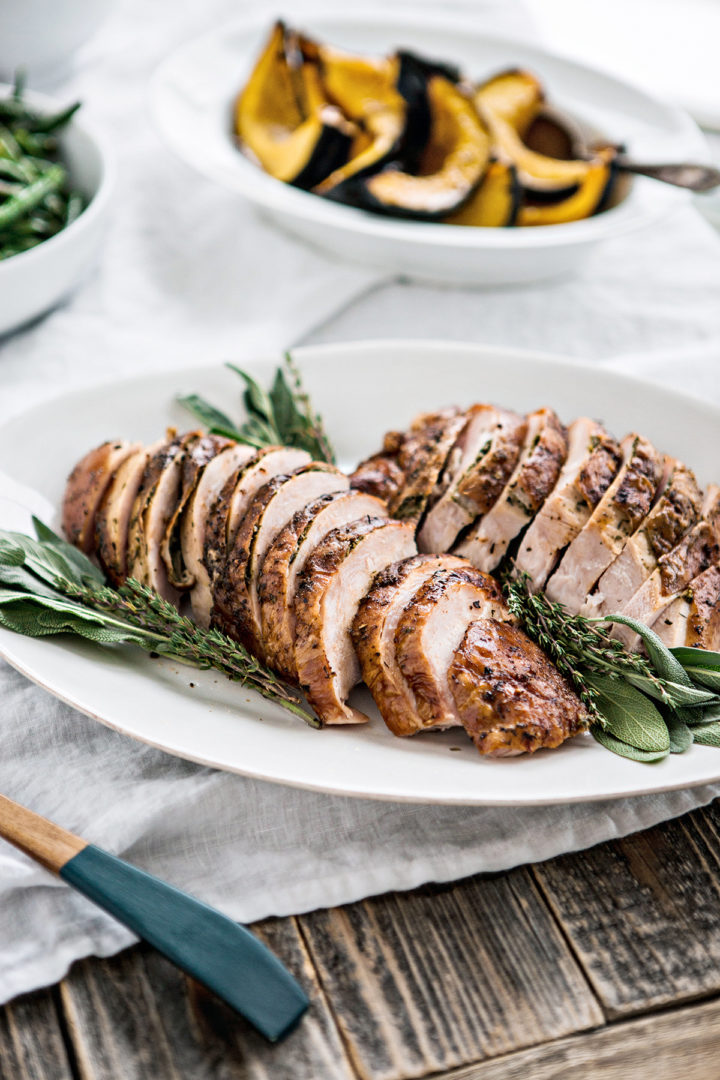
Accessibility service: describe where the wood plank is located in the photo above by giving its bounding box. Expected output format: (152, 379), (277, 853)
(438, 995), (720, 1080)
(60, 919), (355, 1080)
(0, 989), (74, 1080)
(533, 801), (720, 1019)
(298, 868), (603, 1080)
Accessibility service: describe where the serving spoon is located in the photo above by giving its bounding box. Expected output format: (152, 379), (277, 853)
(615, 159), (720, 191)
(0, 793), (309, 1042)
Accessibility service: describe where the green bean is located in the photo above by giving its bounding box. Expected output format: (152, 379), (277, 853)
(0, 165), (65, 229)
(0, 236), (42, 259)
(0, 158), (34, 182)
(64, 192), (84, 227)
(33, 102), (81, 134)
(15, 129), (58, 156)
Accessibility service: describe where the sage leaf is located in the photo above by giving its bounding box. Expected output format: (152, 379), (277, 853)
(270, 367), (300, 443)
(603, 614), (693, 686)
(662, 707), (694, 754)
(176, 394), (242, 441)
(623, 671), (718, 709)
(691, 721), (720, 748)
(671, 646), (720, 672)
(32, 516), (104, 586)
(227, 364), (278, 431)
(683, 667), (720, 693)
(587, 673), (670, 752)
(692, 702), (720, 724)
(592, 725), (669, 762)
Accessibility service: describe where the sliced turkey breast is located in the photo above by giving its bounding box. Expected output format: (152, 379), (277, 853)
(294, 518), (416, 725)
(349, 451), (405, 504)
(126, 432), (201, 603)
(514, 419), (622, 590)
(212, 464), (349, 656)
(94, 440), (163, 586)
(418, 406), (527, 553)
(449, 620), (588, 756)
(202, 446), (311, 601)
(180, 443), (257, 627)
(583, 459), (702, 618)
(63, 440), (141, 553)
(161, 434), (234, 591)
(391, 408), (468, 524)
(613, 485), (720, 649)
(352, 554), (467, 737)
(653, 564), (720, 650)
(394, 565), (511, 732)
(456, 407), (567, 572)
(259, 489), (388, 679)
(545, 433), (662, 613)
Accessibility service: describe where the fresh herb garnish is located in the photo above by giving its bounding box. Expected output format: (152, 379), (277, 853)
(505, 574), (720, 762)
(0, 519), (318, 728)
(0, 73), (84, 260)
(178, 353), (335, 464)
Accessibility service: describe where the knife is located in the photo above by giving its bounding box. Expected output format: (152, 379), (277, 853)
(0, 793), (309, 1041)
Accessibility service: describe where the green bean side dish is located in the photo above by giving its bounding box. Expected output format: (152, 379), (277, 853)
(0, 74), (84, 261)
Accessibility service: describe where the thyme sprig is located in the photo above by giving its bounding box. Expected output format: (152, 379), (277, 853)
(504, 573), (720, 762)
(0, 521), (318, 728)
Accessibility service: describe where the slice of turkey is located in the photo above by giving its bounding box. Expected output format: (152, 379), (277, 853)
(391, 408), (467, 524)
(418, 406), (526, 553)
(394, 565), (511, 732)
(450, 620), (588, 756)
(160, 434), (234, 591)
(126, 433), (201, 603)
(203, 446), (311, 604)
(545, 433), (662, 614)
(294, 517), (416, 725)
(62, 440), (141, 553)
(582, 458), (702, 618)
(95, 440), (163, 586)
(456, 407), (567, 572)
(653, 564), (720, 650)
(259, 489), (388, 680)
(180, 443), (257, 627)
(352, 554), (466, 737)
(211, 464), (348, 656)
(613, 485), (720, 650)
(514, 419), (621, 590)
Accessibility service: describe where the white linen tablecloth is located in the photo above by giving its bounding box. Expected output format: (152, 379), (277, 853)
(1, 0), (720, 1006)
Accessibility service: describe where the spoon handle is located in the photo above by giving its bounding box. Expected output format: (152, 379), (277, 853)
(0, 794), (308, 1041)
(617, 159), (720, 192)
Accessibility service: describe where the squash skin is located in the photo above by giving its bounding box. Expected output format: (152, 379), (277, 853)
(234, 22), (354, 191)
(330, 76), (490, 220)
(444, 160), (520, 226)
(517, 147), (617, 225)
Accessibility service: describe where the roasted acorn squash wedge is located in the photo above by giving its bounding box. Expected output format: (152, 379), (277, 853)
(335, 76), (490, 219)
(517, 146), (617, 225)
(234, 22), (355, 190)
(445, 160), (520, 226)
(311, 46), (406, 193)
(478, 103), (592, 198)
(474, 68), (544, 136)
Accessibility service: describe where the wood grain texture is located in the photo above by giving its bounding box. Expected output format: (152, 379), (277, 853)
(60, 920), (355, 1080)
(438, 995), (720, 1080)
(0, 795), (85, 875)
(298, 868), (604, 1080)
(0, 989), (74, 1080)
(534, 802), (720, 1019)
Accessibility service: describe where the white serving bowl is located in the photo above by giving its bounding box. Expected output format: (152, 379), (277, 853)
(151, 8), (709, 287)
(0, 84), (113, 336)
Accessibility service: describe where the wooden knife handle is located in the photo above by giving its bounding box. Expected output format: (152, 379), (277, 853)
(0, 793), (86, 873)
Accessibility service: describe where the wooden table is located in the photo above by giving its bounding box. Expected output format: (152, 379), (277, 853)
(3, 799), (720, 1080)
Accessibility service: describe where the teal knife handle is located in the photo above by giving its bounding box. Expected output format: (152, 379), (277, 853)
(60, 845), (308, 1041)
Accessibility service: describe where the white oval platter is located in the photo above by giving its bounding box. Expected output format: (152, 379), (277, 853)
(1, 341), (719, 806)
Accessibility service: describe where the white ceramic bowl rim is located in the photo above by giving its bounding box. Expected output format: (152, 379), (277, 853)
(0, 81), (115, 274)
(151, 6), (706, 251)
